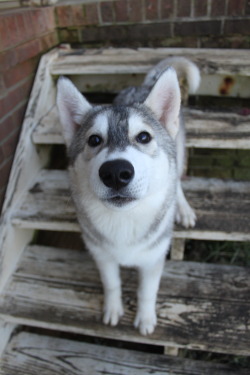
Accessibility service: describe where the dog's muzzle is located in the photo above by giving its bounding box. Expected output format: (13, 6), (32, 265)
(99, 159), (134, 191)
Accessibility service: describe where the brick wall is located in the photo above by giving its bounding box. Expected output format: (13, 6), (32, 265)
(0, 0), (250, 211)
(55, 0), (250, 48)
(0, 7), (58, 210)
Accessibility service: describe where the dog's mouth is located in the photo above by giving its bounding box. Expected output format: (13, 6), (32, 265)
(106, 195), (136, 207)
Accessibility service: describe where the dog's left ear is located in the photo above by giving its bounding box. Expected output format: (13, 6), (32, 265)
(144, 68), (181, 139)
(57, 77), (92, 147)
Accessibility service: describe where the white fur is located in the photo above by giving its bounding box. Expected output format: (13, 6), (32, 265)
(57, 73), (180, 335)
(145, 68), (181, 139)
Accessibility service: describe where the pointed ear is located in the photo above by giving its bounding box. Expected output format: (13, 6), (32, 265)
(57, 77), (92, 147)
(144, 68), (181, 139)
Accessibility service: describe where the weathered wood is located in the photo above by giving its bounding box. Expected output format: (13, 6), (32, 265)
(170, 239), (186, 260)
(50, 47), (250, 97)
(0, 319), (16, 357)
(0, 245), (249, 356)
(0, 49), (58, 292)
(2, 331), (248, 375)
(11, 169), (250, 241)
(32, 105), (250, 149)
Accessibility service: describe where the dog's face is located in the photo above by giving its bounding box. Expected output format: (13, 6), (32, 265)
(57, 69), (181, 211)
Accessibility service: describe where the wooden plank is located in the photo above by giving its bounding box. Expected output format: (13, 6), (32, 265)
(51, 47), (250, 76)
(0, 331), (245, 375)
(0, 49), (58, 292)
(50, 48), (250, 98)
(184, 109), (250, 149)
(11, 169), (250, 241)
(0, 245), (249, 356)
(1, 331), (248, 375)
(32, 105), (250, 149)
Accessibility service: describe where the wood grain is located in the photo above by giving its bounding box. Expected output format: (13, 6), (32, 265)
(1, 331), (249, 375)
(0, 245), (249, 356)
(11, 170), (250, 241)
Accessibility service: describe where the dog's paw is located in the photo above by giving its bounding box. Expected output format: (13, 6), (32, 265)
(103, 299), (124, 326)
(134, 310), (157, 335)
(175, 203), (196, 228)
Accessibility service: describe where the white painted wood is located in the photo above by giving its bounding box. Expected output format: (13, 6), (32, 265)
(0, 49), (59, 292)
(0, 245), (249, 356)
(51, 48), (250, 97)
(0, 49), (59, 357)
(0, 319), (15, 358)
(32, 105), (250, 149)
(170, 239), (186, 260)
(10, 170), (250, 242)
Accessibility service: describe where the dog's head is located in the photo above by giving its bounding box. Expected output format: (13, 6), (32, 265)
(57, 69), (181, 211)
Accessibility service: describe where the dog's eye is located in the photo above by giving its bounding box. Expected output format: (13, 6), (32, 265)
(136, 131), (152, 144)
(88, 135), (102, 147)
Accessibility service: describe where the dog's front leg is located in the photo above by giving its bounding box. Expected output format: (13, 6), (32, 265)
(93, 255), (124, 326)
(134, 255), (165, 335)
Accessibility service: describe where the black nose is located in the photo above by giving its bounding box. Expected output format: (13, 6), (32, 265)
(99, 159), (134, 190)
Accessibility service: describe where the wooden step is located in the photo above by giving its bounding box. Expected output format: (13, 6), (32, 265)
(32, 105), (250, 149)
(50, 47), (250, 98)
(1, 331), (249, 375)
(11, 169), (250, 242)
(0, 245), (249, 356)
(0, 331), (247, 375)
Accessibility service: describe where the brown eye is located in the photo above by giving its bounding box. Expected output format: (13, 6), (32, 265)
(88, 135), (102, 147)
(136, 131), (152, 144)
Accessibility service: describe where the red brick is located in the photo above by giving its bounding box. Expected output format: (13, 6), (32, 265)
(128, 0), (143, 22)
(101, 2), (114, 23)
(70, 5), (85, 26)
(15, 39), (42, 65)
(85, 3), (99, 25)
(161, 0), (174, 18)
(55, 6), (73, 27)
(0, 77), (33, 118)
(0, 115), (15, 141)
(224, 18), (250, 35)
(194, 0), (208, 17)
(0, 145), (4, 165)
(228, 0), (245, 16)
(15, 13), (30, 43)
(174, 20), (221, 36)
(42, 7), (56, 31)
(4, 57), (38, 89)
(0, 157), (14, 190)
(0, 102), (26, 142)
(2, 128), (20, 159)
(177, 0), (191, 17)
(0, 75), (6, 97)
(0, 39), (41, 73)
(211, 0), (226, 16)
(145, 0), (158, 20)
(114, 0), (129, 22)
(32, 9), (49, 36)
(39, 31), (59, 52)
(10, 102), (27, 130)
(0, 14), (19, 50)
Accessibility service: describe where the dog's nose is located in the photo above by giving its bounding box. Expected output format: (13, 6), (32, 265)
(99, 159), (134, 190)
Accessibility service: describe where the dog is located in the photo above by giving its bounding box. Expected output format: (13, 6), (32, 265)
(114, 56), (200, 228)
(56, 56), (198, 335)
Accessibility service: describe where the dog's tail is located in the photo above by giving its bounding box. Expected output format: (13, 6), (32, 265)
(143, 56), (201, 95)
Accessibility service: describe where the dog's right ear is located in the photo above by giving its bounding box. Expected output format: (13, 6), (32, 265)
(57, 77), (92, 147)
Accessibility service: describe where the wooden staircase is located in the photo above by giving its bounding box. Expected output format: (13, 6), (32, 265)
(0, 47), (249, 374)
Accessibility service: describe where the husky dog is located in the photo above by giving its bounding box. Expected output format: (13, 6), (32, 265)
(57, 62), (185, 335)
(114, 57), (200, 227)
